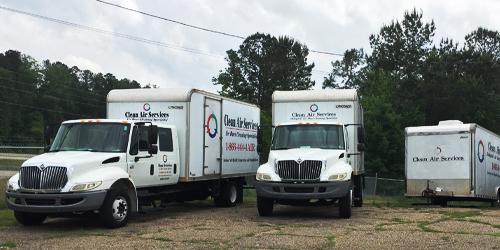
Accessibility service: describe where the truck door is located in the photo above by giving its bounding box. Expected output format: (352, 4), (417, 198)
(203, 98), (222, 176)
(157, 127), (180, 185)
(127, 125), (159, 187)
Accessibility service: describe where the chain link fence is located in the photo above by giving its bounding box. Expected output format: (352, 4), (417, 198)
(365, 175), (405, 196)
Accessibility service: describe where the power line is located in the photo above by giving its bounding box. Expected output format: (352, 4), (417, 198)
(0, 100), (92, 117)
(0, 5), (224, 59)
(96, 0), (344, 57)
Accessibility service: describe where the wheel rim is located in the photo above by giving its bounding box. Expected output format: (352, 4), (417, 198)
(229, 184), (237, 203)
(112, 196), (128, 222)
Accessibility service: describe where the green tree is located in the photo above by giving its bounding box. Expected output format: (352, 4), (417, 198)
(322, 48), (364, 89)
(213, 33), (315, 112)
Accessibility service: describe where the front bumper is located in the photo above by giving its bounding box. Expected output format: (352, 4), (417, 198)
(255, 180), (351, 200)
(5, 190), (108, 214)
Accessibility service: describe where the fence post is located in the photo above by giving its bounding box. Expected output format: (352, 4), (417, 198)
(374, 172), (378, 196)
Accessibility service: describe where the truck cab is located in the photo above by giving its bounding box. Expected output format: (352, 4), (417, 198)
(6, 119), (175, 227)
(254, 89), (365, 218)
(255, 122), (354, 218)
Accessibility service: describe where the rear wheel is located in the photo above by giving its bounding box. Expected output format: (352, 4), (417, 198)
(214, 181), (240, 207)
(257, 196), (274, 216)
(100, 189), (131, 228)
(14, 211), (46, 226)
(339, 189), (352, 219)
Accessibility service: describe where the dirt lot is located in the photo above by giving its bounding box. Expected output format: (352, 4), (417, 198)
(0, 198), (500, 250)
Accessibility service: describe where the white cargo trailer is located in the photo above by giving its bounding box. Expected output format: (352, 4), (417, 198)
(255, 89), (365, 218)
(405, 120), (500, 206)
(6, 88), (260, 228)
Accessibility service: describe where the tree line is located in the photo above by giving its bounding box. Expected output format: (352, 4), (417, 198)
(214, 9), (499, 178)
(1, 9), (498, 178)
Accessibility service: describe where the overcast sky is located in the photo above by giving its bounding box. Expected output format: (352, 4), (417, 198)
(1, 0), (499, 92)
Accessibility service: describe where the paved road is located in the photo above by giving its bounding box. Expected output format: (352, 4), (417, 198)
(0, 201), (499, 249)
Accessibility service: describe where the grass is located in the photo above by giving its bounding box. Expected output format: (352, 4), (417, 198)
(0, 241), (16, 249)
(0, 159), (23, 171)
(440, 210), (481, 219)
(0, 178), (16, 227)
(365, 195), (426, 208)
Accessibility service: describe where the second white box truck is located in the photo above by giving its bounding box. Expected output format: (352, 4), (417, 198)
(406, 120), (500, 206)
(6, 88), (260, 228)
(254, 89), (365, 218)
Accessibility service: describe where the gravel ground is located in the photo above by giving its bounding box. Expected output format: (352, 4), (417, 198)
(0, 202), (499, 249)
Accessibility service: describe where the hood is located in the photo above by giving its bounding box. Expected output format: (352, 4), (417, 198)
(268, 148), (345, 164)
(22, 151), (125, 178)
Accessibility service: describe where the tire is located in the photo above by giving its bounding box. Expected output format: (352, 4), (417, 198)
(339, 189), (352, 219)
(353, 176), (363, 207)
(14, 211), (46, 226)
(100, 188), (131, 228)
(257, 196), (274, 216)
(214, 181), (239, 207)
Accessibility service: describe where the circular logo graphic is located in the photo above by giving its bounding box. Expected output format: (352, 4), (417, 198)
(478, 140), (485, 163)
(143, 103), (151, 111)
(206, 113), (218, 138)
(310, 104), (319, 112)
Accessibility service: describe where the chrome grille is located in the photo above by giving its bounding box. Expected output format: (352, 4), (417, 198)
(276, 160), (322, 180)
(19, 166), (68, 191)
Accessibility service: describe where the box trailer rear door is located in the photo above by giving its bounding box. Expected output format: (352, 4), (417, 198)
(406, 132), (472, 196)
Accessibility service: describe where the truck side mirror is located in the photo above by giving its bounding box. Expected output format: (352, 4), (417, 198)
(257, 128), (263, 153)
(357, 143), (365, 152)
(357, 127), (365, 144)
(44, 125), (52, 146)
(148, 125), (158, 155)
(148, 145), (158, 155)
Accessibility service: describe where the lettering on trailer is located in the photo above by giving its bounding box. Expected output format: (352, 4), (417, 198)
(289, 103), (345, 121)
(480, 140), (500, 178)
(124, 102), (170, 122)
(223, 114), (259, 152)
(412, 146), (464, 164)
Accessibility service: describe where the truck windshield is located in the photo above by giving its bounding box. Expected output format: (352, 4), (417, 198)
(49, 123), (130, 153)
(271, 124), (345, 150)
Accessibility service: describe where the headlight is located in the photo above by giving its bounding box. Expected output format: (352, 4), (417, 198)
(71, 181), (102, 192)
(256, 172), (272, 181)
(328, 172), (348, 181)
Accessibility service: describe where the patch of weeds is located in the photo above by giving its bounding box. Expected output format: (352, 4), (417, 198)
(440, 210), (481, 219)
(417, 220), (441, 233)
(326, 235), (336, 248)
(375, 218), (412, 231)
(0, 241), (16, 249)
(0, 210), (16, 227)
(365, 196), (426, 208)
(153, 237), (172, 242)
(441, 236), (450, 241)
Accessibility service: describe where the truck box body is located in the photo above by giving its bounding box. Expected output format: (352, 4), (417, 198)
(405, 121), (500, 200)
(272, 89), (364, 174)
(107, 88), (260, 182)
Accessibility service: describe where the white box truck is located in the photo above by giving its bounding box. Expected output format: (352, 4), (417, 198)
(254, 89), (365, 218)
(5, 88), (260, 227)
(405, 120), (500, 206)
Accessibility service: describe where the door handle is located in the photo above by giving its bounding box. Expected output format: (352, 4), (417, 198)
(150, 164), (154, 175)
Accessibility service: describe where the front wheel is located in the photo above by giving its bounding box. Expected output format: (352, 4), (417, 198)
(257, 196), (274, 216)
(100, 189), (131, 228)
(338, 189), (352, 219)
(14, 211), (46, 226)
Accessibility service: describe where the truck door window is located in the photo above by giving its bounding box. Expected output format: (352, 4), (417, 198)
(159, 128), (173, 152)
(129, 126), (151, 155)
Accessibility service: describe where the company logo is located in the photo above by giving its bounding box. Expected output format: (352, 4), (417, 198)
(143, 103), (151, 111)
(296, 158), (303, 164)
(478, 140), (485, 163)
(38, 164), (46, 171)
(206, 113), (218, 138)
(435, 146), (442, 155)
(310, 104), (319, 112)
